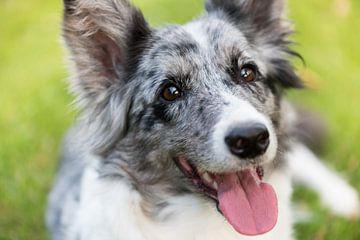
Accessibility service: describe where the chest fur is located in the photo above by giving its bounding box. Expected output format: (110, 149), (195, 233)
(67, 166), (293, 240)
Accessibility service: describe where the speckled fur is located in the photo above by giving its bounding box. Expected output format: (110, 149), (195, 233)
(46, 1), (359, 239)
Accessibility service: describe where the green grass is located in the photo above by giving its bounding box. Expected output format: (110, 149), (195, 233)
(0, 0), (359, 239)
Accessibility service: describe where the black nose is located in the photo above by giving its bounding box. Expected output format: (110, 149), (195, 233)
(225, 123), (270, 159)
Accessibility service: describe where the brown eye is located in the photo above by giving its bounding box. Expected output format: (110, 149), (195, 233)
(239, 64), (257, 82)
(161, 83), (182, 102)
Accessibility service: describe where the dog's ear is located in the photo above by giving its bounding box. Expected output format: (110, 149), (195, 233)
(63, 0), (151, 154)
(63, 0), (151, 103)
(205, 0), (303, 88)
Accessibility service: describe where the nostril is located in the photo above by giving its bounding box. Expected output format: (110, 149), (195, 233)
(234, 138), (246, 150)
(224, 123), (270, 159)
(225, 137), (250, 156)
(256, 131), (270, 150)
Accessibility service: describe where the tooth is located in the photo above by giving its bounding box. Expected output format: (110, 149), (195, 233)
(202, 172), (212, 184)
(213, 181), (218, 190)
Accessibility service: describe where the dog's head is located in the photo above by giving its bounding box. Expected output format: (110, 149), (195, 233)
(63, 0), (302, 236)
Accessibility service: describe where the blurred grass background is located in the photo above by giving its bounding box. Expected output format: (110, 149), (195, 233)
(0, 0), (359, 239)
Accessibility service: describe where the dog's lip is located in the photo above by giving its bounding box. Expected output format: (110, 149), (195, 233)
(174, 157), (265, 201)
(174, 157), (218, 200)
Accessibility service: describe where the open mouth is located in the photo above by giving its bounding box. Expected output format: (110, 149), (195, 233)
(175, 157), (278, 236)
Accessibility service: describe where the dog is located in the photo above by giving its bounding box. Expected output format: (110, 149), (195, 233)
(46, 0), (360, 239)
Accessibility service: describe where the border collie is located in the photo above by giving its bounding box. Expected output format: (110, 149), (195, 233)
(47, 0), (360, 239)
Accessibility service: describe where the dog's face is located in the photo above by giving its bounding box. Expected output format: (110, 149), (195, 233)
(63, 0), (302, 236)
(133, 20), (280, 171)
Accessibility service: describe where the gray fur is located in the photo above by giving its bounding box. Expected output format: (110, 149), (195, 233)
(47, 0), (305, 238)
(47, 127), (86, 239)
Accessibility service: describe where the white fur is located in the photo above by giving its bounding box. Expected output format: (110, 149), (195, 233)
(183, 21), (210, 50)
(60, 138), (360, 240)
(287, 143), (360, 219)
(183, 20), (268, 74)
(65, 157), (294, 240)
(211, 93), (278, 170)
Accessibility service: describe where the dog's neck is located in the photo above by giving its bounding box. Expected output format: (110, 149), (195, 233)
(71, 156), (292, 240)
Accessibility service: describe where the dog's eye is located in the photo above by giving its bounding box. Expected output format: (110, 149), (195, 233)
(239, 64), (257, 82)
(161, 83), (182, 102)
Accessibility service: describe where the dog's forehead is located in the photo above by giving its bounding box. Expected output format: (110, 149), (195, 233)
(182, 18), (248, 54)
(147, 18), (267, 76)
(182, 18), (268, 74)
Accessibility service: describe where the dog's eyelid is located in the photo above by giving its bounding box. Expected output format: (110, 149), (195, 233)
(245, 63), (263, 78)
(239, 60), (258, 71)
(159, 78), (182, 90)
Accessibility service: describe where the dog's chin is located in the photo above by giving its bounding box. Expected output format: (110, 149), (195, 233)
(174, 156), (278, 236)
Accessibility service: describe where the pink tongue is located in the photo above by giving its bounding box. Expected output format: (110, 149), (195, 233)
(216, 170), (278, 236)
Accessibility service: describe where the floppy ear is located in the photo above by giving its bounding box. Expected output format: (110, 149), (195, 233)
(63, 0), (151, 154)
(205, 0), (303, 88)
